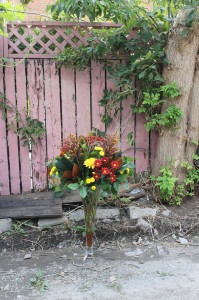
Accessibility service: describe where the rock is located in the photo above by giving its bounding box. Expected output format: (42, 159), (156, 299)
(178, 237), (188, 245)
(157, 245), (169, 256)
(154, 228), (159, 236)
(68, 209), (84, 222)
(125, 248), (143, 257)
(127, 206), (157, 220)
(0, 218), (12, 233)
(24, 253), (32, 260)
(57, 242), (67, 249)
(136, 218), (152, 232)
(38, 215), (67, 227)
(162, 209), (171, 217)
(96, 208), (120, 220)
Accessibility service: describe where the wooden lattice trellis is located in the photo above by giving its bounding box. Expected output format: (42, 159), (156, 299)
(1, 21), (124, 58)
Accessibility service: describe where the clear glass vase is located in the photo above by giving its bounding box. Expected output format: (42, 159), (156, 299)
(82, 190), (99, 260)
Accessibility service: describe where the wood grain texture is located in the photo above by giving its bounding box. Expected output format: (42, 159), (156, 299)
(76, 68), (91, 135)
(44, 60), (61, 160)
(91, 61), (105, 132)
(27, 60), (47, 191)
(61, 67), (76, 137)
(15, 60), (31, 193)
(5, 60), (21, 194)
(0, 66), (10, 195)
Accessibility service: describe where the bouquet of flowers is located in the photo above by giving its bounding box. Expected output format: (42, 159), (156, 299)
(48, 132), (134, 257)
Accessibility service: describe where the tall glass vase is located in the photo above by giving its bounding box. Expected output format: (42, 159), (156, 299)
(82, 190), (100, 259)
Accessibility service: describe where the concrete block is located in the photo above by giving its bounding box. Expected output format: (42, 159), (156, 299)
(96, 208), (120, 220)
(127, 206), (157, 220)
(0, 218), (12, 233)
(38, 215), (67, 227)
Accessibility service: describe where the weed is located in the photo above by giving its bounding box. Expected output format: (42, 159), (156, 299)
(30, 271), (49, 292)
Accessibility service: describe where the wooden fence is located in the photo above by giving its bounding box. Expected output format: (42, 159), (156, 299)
(0, 22), (158, 196)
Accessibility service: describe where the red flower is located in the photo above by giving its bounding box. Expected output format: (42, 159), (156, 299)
(101, 168), (110, 175)
(94, 159), (102, 168)
(102, 157), (109, 164)
(93, 173), (101, 181)
(111, 160), (120, 170)
(110, 174), (116, 183)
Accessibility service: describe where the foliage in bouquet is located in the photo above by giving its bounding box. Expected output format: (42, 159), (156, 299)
(48, 133), (134, 199)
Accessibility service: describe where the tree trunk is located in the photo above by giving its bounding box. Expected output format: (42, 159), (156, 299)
(153, 11), (199, 180)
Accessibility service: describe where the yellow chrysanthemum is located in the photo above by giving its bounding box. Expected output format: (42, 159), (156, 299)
(91, 186), (96, 191)
(86, 178), (91, 184)
(119, 170), (124, 175)
(90, 177), (95, 183)
(84, 158), (96, 169)
(94, 146), (103, 151)
(126, 168), (130, 174)
(99, 151), (105, 156)
(56, 171), (59, 176)
(51, 166), (56, 173)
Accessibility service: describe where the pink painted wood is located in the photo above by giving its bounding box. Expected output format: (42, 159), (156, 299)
(5, 60), (21, 194)
(106, 60), (121, 136)
(27, 60), (47, 191)
(0, 36), (4, 57)
(44, 60), (61, 160)
(0, 67), (10, 195)
(76, 68), (91, 135)
(135, 113), (149, 173)
(61, 67), (76, 138)
(15, 60), (31, 192)
(121, 95), (135, 157)
(91, 61), (105, 132)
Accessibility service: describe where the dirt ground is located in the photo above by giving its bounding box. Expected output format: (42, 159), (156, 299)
(0, 197), (199, 300)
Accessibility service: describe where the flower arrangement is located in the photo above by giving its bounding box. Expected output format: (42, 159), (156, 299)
(48, 133), (134, 198)
(48, 132), (134, 258)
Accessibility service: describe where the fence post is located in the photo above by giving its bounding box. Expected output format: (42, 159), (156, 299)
(0, 35), (4, 57)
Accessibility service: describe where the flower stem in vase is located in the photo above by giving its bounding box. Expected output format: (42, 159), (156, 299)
(83, 191), (99, 260)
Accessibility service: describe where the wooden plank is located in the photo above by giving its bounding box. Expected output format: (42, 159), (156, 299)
(151, 130), (159, 167)
(61, 67), (76, 137)
(0, 66), (10, 195)
(62, 190), (82, 204)
(0, 192), (62, 218)
(27, 60), (47, 191)
(0, 36), (4, 57)
(106, 60), (121, 136)
(44, 60), (61, 160)
(91, 61), (105, 132)
(5, 60), (21, 194)
(15, 60), (31, 193)
(121, 94), (135, 157)
(76, 68), (91, 135)
(8, 21), (122, 28)
(135, 113), (149, 174)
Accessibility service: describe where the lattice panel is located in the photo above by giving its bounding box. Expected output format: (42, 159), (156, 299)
(4, 22), (122, 58)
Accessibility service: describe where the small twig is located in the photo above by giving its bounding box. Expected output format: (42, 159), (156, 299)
(156, 232), (173, 242)
(184, 222), (199, 236)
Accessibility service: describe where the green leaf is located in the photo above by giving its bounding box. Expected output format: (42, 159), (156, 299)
(113, 181), (120, 193)
(79, 186), (87, 199)
(67, 183), (79, 190)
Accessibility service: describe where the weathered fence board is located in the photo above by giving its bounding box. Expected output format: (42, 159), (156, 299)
(15, 60), (31, 193)
(5, 60), (21, 194)
(61, 68), (76, 137)
(76, 69), (91, 135)
(0, 67), (10, 195)
(91, 61), (106, 132)
(45, 60), (62, 159)
(0, 193), (62, 218)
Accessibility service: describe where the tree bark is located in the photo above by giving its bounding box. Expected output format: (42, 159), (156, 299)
(153, 11), (199, 180)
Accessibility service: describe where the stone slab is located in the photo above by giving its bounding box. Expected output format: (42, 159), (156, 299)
(127, 206), (157, 220)
(38, 215), (67, 227)
(0, 218), (12, 233)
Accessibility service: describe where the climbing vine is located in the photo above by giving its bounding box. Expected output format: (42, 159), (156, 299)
(0, 93), (45, 147)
